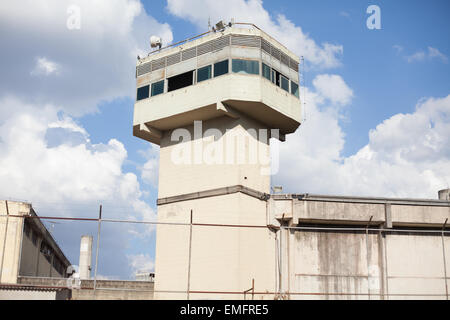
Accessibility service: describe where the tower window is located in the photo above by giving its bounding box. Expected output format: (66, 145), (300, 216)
(291, 82), (299, 98)
(232, 59), (259, 75)
(214, 60), (229, 77)
(262, 63), (271, 81)
(151, 80), (165, 96)
(137, 85), (149, 101)
(197, 65), (212, 83)
(168, 70), (194, 92)
(280, 75), (289, 92)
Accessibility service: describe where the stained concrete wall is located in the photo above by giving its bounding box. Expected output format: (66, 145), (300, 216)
(1, 200), (70, 284)
(271, 196), (450, 300)
(0, 201), (27, 283)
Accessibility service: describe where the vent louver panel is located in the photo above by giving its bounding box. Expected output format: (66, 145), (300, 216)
(261, 38), (271, 54)
(182, 47), (196, 61)
(152, 57), (166, 71)
(136, 63), (151, 77)
(166, 53), (181, 67)
(197, 41), (212, 56)
(211, 35), (230, 52)
(289, 58), (299, 72)
(271, 47), (281, 61)
(136, 34), (298, 78)
(281, 53), (290, 66)
(231, 35), (260, 47)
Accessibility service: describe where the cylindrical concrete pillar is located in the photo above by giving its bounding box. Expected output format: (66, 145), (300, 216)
(438, 189), (450, 201)
(78, 235), (93, 280)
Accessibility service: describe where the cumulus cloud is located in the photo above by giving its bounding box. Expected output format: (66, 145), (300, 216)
(312, 74), (353, 106)
(405, 47), (448, 64)
(274, 88), (450, 198)
(0, 0), (173, 116)
(166, 0), (343, 69)
(127, 253), (155, 276)
(31, 57), (61, 76)
(0, 96), (157, 278)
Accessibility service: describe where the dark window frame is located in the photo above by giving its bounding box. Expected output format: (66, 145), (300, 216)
(136, 85), (150, 101)
(213, 59), (229, 78)
(151, 80), (165, 97)
(231, 59), (260, 75)
(197, 65), (212, 83)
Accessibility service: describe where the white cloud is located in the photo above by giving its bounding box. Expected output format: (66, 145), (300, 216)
(0, 96), (157, 278)
(127, 253), (154, 275)
(275, 92), (450, 199)
(31, 57), (61, 76)
(312, 74), (353, 106)
(393, 45), (403, 54)
(406, 46), (448, 64)
(166, 0), (343, 69)
(339, 11), (350, 19)
(428, 47), (448, 63)
(0, 0), (173, 116)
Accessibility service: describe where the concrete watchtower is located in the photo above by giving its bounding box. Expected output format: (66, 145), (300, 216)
(133, 23), (301, 299)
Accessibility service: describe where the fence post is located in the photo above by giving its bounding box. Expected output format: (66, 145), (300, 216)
(93, 204), (102, 298)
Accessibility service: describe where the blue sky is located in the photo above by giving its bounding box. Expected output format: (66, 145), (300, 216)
(0, 0), (449, 279)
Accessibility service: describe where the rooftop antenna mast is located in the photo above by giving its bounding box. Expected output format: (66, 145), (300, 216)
(208, 17), (211, 30)
(300, 56), (307, 123)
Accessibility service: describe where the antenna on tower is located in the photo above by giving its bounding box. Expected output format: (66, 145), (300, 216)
(300, 56), (307, 123)
(208, 17), (211, 30)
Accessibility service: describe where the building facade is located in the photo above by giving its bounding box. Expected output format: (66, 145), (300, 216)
(134, 24), (450, 300)
(0, 200), (71, 284)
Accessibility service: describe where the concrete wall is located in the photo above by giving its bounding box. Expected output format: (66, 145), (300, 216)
(0, 288), (70, 300)
(271, 196), (450, 300)
(1, 200), (70, 284)
(0, 201), (27, 283)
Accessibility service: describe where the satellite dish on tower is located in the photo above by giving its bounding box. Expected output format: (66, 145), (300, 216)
(150, 36), (162, 49)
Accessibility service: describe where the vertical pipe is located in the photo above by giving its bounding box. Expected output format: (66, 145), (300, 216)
(93, 204), (102, 298)
(252, 278), (255, 300)
(377, 230), (385, 300)
(187, 210), (193, 300)
(365, 216), (373, 300)
(0, 200), (10, 283)
(442, 219), (448, 300)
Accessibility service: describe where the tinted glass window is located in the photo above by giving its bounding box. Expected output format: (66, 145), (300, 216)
(214, 60), (228, 77)
(232, 59), (259, 75)
(291, 82), (299, 98)
(167, 70), (194, 92)
(137, 85), (149, 101)
(262, 63), (271, 81)
(280, 75), (289, 92)
(151, 80), (164, 96)
(197, 65), (212, 83)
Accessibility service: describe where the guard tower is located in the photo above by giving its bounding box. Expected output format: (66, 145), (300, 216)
(133, 23), (301, 299)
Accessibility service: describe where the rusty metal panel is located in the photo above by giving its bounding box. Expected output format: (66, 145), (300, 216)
(136, 73), (151, 87)
(149, 69), (165, 82)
